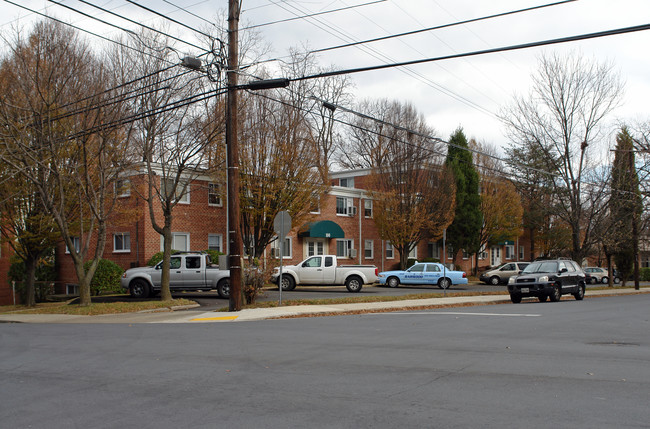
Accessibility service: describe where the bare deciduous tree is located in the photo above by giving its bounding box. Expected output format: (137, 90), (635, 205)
(473, 141), (522, 272)
(501, 52), (622, 261)
(343, 100), (455, 268)
(113, 29), (222, 301)
(0, 21), (132, 306)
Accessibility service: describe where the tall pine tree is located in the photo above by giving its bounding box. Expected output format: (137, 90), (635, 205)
(445, 128), (482, 265)
(610, 127), (642, 288)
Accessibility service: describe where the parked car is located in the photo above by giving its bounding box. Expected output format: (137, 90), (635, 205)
(271, 255), (378, 293)
(583, 267), (620, 284)
(378, 262), (468, 290)
(507, 258), (586, 303)
(479, 262), (530, 285)
(121, 252), (231, 298)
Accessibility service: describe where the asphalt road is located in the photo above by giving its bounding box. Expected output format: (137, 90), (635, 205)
(1, 294), (649, 428)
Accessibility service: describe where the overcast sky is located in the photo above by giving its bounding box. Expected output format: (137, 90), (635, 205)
(3, 0), (650, 154)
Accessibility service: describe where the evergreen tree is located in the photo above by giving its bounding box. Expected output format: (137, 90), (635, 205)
(445, 128), (482, 265)
(610, 127), (642, 288)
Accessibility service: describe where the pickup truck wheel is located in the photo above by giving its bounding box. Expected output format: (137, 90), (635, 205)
(130, 279), (150, 299)
(280, 275), (295, 291)
(489, 276), (500, 285)
(345, 276), (363, 293)
(438, 277), (451, 289)
(510, 293), (522, 303)
(549, 284), (561, 302)
(217, 279), (230, 299)
(387, 277), (400, 288)
(573, 282), (585, 301)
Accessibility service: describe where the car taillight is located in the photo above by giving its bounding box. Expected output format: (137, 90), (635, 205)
(375, 268), (378, 276)
(462, 272), (467, 278)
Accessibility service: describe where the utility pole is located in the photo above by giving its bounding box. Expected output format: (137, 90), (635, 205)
(227, 0), (242, 311)
(630, 148), (640, 290)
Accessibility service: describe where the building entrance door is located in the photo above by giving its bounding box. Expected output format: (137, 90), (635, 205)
(491, 247), (501, 267)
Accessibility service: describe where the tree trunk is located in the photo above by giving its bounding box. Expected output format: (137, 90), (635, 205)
(399, 248), (408, 270)
(529, 228), (536, 261)
(23, 256), (37, 307)
(160, 225), (173, 302)
(606, 253), (613, 287)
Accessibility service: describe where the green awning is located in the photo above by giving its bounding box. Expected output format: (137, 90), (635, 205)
(298, 220), (344, 239)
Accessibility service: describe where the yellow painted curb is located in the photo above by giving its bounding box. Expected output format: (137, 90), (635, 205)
(190, 316), (239, 321)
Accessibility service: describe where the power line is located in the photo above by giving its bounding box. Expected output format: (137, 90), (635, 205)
(265, 0), (495, 117)
(124, 0), (216, 41)
(162, 0), (222, 31)
(241, 0), (387, 30)
(76, 0), (208, 53)
(291, 22), (650, 82)
(2, 0), (163, 62)
(311, 0), (576, 53)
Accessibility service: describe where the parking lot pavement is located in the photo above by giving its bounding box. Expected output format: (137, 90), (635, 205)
(1, 286), (648, 324)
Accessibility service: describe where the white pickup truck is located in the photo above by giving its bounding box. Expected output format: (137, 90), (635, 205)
(271, 255), (378, 292)
(121, 253), (231, 299)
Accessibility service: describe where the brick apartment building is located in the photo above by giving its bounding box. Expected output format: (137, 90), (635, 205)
(51, 167), (532, 290)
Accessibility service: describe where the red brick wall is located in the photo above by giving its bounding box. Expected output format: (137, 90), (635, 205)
(57, 176), (228, 285)
(0, 241), (15, 305)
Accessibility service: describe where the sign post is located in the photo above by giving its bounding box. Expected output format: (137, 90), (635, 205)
(273, 210), (291, 306)
(442, 229), (447, 297)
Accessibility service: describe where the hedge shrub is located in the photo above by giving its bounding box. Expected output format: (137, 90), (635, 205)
(84, 259), (124, 296)
(146, 250), (180, 266)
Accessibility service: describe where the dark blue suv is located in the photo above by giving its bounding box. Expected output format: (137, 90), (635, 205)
(507, 259), (586, 303)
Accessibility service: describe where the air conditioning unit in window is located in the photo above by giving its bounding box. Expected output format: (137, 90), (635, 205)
(349, 249), (357, 258)
(347, 206), (357, 216)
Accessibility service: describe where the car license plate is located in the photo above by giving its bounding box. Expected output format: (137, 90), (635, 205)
(521, 287), (529, 293)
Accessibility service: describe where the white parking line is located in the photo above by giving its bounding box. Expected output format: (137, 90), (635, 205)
(389, 312), (541, 317)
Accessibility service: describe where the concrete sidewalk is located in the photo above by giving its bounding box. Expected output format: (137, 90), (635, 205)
(0, 287), (648, 324)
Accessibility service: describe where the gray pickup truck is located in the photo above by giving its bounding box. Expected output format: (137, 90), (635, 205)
(121, 253), (230, 299)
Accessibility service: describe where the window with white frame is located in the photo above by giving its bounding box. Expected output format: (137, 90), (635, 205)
(66, 237), (81, 254)
(115, 179), (131, 197)
(271, 237), (292, 258)
(478, 244), (488, 260)
(336, 197), (355, 216)
(339, 177), (354, 188)
(363, 200), (373, 218)
(161, 233), (189, 252)
(386, 242), (394, 259)
(307, 240), (324, 257)
(462, 249), (470, 260)
(408, 246), (417, 259)
(309, 194), (320, 214)
(336, 239), (353, 258)
(364, 240), (373, 259)
(519, 245), (525, 260)
(113, 232), (130, 252)
(505, 244), (515, 260)
(446, 245), (453, 260)
(208, 234), (222, 252)
(162, 178), (190, 204)
(208, 183), (222, 206)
